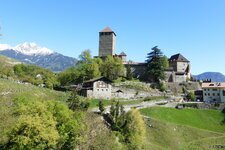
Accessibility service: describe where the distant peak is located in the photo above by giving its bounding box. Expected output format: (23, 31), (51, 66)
(15, 42), (54, 55)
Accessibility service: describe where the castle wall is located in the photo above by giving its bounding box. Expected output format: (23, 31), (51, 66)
(125, 63), (147, 78)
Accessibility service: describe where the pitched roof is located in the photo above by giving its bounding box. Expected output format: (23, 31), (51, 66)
(169, 53), (189, 62)
(119, 51), (127, 56)
(100, 27), (114, 32)
(83, 76), (112, 83)
(202, 82), (225, 88)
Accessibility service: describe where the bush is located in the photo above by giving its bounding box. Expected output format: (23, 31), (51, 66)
(67, 91), (89, 111)
(186, 92), (196, 101)
(222, 107), (225, 114)
(122, 109), (146, 149)
(4, 97), (85, 150)
(143, 96), (165, 102)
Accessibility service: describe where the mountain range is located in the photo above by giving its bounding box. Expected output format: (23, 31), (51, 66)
(0, 43), (77, 72)
(193, 72), (225, 82)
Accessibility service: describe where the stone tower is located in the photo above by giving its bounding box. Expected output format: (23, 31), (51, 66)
(99, 27), (116, 57)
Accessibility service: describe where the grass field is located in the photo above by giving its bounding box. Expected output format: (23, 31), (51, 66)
(140, 107), (225, 149)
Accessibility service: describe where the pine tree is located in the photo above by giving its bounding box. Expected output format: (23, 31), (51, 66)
(146, 46), (168, 83)
(126, 64), (133, 80)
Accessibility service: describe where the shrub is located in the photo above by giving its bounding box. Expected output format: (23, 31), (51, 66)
(186, 91), (196, 101)
(4, 97), (85, 150)
(122, 109), (146, 149)
(98, 100), (105, 114)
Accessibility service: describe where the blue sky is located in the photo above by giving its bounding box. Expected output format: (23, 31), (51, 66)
(0, 0), (225, 75)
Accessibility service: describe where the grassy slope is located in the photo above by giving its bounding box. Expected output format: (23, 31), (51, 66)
(140, 107), (225, 149)
(0, 55), (20, 66)
(143, 118), (224, 150)
(140, 107), (225, 133)
(0, 78), (70, 144)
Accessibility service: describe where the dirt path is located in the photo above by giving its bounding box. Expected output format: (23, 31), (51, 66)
(90, 99), (176, 113)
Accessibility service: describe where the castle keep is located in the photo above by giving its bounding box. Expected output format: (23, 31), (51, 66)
(98, 27), (191, 83)
(99, 27), (116, 57)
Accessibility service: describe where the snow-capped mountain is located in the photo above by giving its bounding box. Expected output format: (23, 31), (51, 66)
(0, 42), (77, 72)
(14, 42), (54, 55)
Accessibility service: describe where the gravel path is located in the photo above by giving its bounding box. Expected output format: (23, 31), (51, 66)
(90, 99), (175, 113)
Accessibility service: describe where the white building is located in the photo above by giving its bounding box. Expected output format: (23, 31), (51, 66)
(202, 82), (225, 103)
(80, 76), (112, 99)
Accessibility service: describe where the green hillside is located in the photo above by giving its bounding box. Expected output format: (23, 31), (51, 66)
(140, 107), (225, 149)
(140, 107), (225, 133)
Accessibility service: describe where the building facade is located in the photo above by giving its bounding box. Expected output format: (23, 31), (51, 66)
(202, 82), (225, 103)
(80, 76), (112, 99)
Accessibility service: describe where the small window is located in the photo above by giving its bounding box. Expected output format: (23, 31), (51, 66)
(204, 89), (206, 91)
(102, 89), (104, 91)
(97, 89), (99, 91)
(208, 93), (210, 96)
(208, 89), (210, 91)
(106, 89), (108, 91)
(213, 93), (215, 96)
(223, 90), (225, 96)
(218, 93), (220, 96)
(205, 93), (207, 96)
(213, 89), (217, 91)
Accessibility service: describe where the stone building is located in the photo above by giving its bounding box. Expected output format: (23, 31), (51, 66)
(99, 27), (116, 57)
(80, 76), (112, 99)
(202, 82), (225, 103)
(97, 27), (191, 83)
(165, 53), (191, 82)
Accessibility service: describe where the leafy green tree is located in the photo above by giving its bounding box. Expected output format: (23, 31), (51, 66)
(58, 50), (102, 85)
(5, 99), (59, 149)
(78, 49), (92, 63)
(101, 56), (125, 80)
(48, 102), (85, 149)
(5, 97), (86, 150)
(122, 109), (146, 149)
(57, 67), (81, 86)
(67, 91), (89, 111)
(186, 91), (196, 101)
(146, 46), (168, 83)
(13, 64), (58, 88)
(98, 100), (105, 114)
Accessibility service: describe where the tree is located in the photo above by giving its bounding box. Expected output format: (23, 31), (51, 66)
(186, 91), (196, 101)
(126, 64), (133, 80)
(101, 56), (125, 80)
(98, 100), (105, 114)
(57, 50), (101, 86)
(146, 46), (168, 83)
(67, 91), (89, 111)
(122, 109), (146, 149)
(5, 99), (59, 150)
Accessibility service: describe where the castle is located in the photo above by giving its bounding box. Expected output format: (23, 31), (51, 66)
(98, 27), (191, 83)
